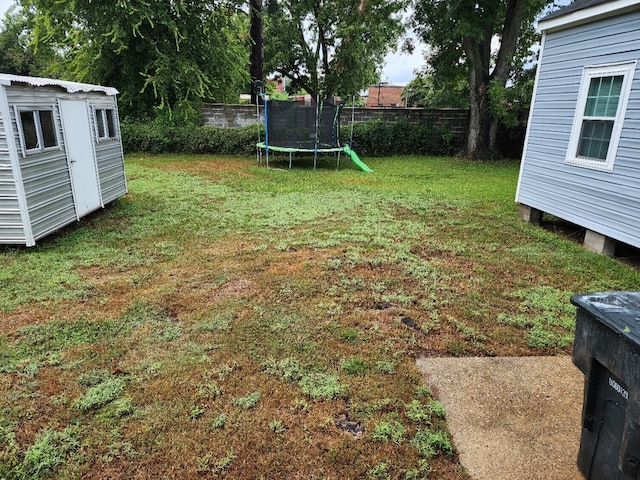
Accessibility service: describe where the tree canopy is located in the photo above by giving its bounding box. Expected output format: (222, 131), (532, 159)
(264, 0), (408, 100)
(11, 0), (250, 121)
(0, 6), (45, 76)
(412, 0), (556, 159)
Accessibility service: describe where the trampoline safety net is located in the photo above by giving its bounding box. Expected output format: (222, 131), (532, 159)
(266, 100), (340, 149)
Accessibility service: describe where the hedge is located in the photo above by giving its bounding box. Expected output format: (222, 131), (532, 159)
(121, 118), (457, 157)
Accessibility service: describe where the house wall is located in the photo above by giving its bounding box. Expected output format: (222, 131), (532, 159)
(366, 86), (405, 107)
(516, 9), (640, 248)
(2, 84), (127, 245)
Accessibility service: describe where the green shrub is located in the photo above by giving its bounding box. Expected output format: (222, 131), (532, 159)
(121, 123), (262, 156)
(121, 117), (457, 157)
(341, 118), (457, 157)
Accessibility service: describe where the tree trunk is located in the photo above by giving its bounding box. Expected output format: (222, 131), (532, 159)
(488, 115), (501, 160)
(487, 0), (528, 157)
(464, 37), (491, 160)
(249, 0), (264, 105)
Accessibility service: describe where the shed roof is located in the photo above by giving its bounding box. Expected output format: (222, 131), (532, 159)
(0, 74), (118, 96)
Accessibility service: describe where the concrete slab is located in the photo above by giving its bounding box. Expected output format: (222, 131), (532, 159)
(416, 356), (584, 480)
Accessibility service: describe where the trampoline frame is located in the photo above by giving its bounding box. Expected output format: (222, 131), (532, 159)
(255, 88), (371, 172)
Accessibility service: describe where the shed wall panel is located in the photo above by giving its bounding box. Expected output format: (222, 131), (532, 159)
(6, 87), (78, 241)
(0, 107), (26, 244)
(517, 9), (640, 248)
(89, 98), (127, 204)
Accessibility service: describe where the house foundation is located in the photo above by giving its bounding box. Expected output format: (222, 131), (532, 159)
(518, 204), (543, 225)
(583, 230), (617, 256)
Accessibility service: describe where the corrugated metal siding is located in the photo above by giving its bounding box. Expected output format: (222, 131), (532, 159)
(517, 10), (640, 248)
(90, 98), (127, 204)
(5, 86), (77, 242)
(0, 111), (26, 244)
(0, 85), (127, 245)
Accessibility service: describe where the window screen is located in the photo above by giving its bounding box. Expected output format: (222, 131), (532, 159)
(96, 109), (106, 138)
(17, 108), (59, 154)
(95, 108), (117, 140)
(40, 110), (57, 148)
(105, 109), (115, 138)
(566, 62), (636, 172)
(577, 76), (623, 161)
(19, 111), (38, 150)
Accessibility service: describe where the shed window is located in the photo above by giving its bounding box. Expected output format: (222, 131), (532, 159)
(566, 62), (636, 172)
(94, 108), (117, 141)
(16, 108), (59, 155)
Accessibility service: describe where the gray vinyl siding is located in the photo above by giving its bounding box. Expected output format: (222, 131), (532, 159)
(517, 9), (640, 248)
(0, 109), (26, 244)
(5, 85), (77, 242)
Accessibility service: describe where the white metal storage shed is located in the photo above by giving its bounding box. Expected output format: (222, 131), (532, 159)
(516, 0), (640, 254)
(0, 74), (127, 247)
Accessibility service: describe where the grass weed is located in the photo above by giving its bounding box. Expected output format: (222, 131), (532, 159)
(341, 357), (368, 375)
(210, 413), (227, 429)
(372, 416), (406, 444)
(1, 154), (640, 478)
(21, 427), (80, 479)
(73, 378), (126, 412)
(411, 428), (454, 459)
(233, 391), (261, 410)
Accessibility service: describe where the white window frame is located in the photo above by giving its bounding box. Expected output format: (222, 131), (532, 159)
(93, 106), (118, 142)
(14, 106), (61, 156)
(565, 61), (636, 172)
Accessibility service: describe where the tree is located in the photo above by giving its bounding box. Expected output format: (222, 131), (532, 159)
(402, 69), (469, 109)
(264, 0), (408, 100)
(249, 0), (264, 105)
(18, 0), (250, 121)
(412, 0), (556, 159)
(0, 5), (54, 76)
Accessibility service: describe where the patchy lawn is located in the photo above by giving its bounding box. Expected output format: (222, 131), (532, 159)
(1, 154), (639, 479)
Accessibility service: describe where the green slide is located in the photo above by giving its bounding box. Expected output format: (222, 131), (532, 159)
(343, 146), (373, 173)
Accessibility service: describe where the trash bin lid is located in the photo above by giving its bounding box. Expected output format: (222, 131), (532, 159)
(571, 291), (640, 345)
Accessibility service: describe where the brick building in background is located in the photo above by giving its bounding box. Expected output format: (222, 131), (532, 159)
(365, 84), (405, 107)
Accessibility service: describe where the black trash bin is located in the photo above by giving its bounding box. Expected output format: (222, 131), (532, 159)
(571, 291), (640, 480)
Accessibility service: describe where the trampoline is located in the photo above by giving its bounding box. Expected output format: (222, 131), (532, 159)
(255, 85), (371, 172)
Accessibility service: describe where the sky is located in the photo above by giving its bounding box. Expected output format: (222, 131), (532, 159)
(0, 0), (10, 17)
(381, 42), (425, 86)
(0, 0), (424, 86)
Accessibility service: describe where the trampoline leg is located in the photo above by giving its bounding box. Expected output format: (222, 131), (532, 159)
(266, 148), (269, 168)
(337, 151), (341, 170)
(289, 152), (292, 169)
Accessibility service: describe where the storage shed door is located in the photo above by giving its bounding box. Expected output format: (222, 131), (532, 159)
(59, 99), (101, 217)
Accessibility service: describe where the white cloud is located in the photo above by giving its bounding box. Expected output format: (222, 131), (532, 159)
(380, 44), (425, 86)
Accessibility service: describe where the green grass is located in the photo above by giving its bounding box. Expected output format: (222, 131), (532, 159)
(1, 154), (640, 478)
(73, 377), (126, 412)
